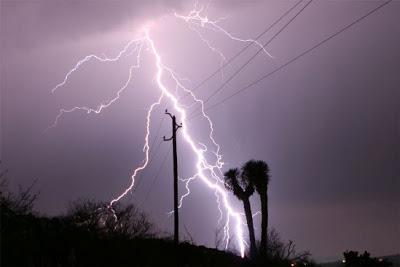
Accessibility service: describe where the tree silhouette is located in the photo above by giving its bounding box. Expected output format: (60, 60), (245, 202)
(223, 168), (257, 258)
(343, 250), (393, 267)
(1, 163), (319, 266)
(66, 199), (156, 239)
(242, 160), (270, 256)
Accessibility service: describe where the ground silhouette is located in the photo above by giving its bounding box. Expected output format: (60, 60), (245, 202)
(1, 163), (316, 267)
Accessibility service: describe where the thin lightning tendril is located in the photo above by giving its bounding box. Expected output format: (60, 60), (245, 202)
(51, 38), (145, 94)
(48, 6), (273, 258)
(174, 8), (273, 58)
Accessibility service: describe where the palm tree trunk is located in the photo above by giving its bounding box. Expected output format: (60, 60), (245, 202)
(259, 192), (268, 256)
(242, 197), (257, 258)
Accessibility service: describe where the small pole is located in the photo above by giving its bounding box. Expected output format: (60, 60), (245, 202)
(163, 109), (182, 246)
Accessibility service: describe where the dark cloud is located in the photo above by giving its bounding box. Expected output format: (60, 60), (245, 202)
(1, 0), (257, 50)
(1, 0), (184, 50)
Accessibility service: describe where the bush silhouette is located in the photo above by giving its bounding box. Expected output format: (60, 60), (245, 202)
(1, 164), (317, 267)
(66, 199), (155, 239)
(1, 182), (247, 266)
(343, 250), (392, 267)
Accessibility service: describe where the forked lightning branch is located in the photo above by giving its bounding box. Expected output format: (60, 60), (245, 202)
(48, 7), (271, 257)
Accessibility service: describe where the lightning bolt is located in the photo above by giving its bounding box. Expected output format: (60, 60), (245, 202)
(48, 6), (272, 258)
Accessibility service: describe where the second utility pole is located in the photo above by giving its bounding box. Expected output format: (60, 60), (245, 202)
(163, 109), (182, 245)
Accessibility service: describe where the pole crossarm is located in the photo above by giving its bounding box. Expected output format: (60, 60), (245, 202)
(163, 136), (173, 142)
(163, 109), (182, 141)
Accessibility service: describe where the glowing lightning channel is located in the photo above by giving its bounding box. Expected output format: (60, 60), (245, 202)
(163, 69), (227, 243)
(47, 6), (275, 258)
(51, 38), (145, 94)
(109, 92), (164, 206)
(46, 40), (145, 132)
(142, 28), (245, 256)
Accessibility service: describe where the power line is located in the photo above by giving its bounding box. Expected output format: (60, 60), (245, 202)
(139, 144), (172, 209)
(132, 115), (165, 194)
(149, 116), (166, 155)
(132, 0), (306, 218)
(132, 139), (163, 193)
(190, 0), (392, 120)
(189, 0), (313, 116)
(180, 0), (304, 100)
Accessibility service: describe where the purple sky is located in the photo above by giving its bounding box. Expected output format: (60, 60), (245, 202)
(1, 0), (399, 261)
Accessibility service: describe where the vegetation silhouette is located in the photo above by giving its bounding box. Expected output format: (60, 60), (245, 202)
(0, 175), (245, 266)
(223, 168), (257, 258)
(66, 199), (155, 239)
(1, 193), (244, 266)
(242, 159), (270, 257)
(343, 250), (393, 267)
(259, 228), (315, 266)
(0, 162), (317, 267)
(224, 159), (314, 266)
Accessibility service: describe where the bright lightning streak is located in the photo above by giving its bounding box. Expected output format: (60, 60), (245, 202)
(109, 93), (164, 206)
(177, 174), (198, 210)
(47, 6), (274, 258)
(51, 38), (144, 94)
(143, 28), (245, 256)
(46, 41), (145, 132)
(162, 70), (228, 241)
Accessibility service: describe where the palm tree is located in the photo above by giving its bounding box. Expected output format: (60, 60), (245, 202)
(223, 168), (257, 258)
(242, 160), (270, 256)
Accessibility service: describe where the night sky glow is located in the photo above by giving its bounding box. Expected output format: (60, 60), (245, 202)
(2, 0), (399, 261)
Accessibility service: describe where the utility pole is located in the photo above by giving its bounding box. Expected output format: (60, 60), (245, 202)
(163, 109), (182, 246)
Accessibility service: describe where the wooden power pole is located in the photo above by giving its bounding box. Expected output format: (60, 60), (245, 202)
(163, 110), (182, 245)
